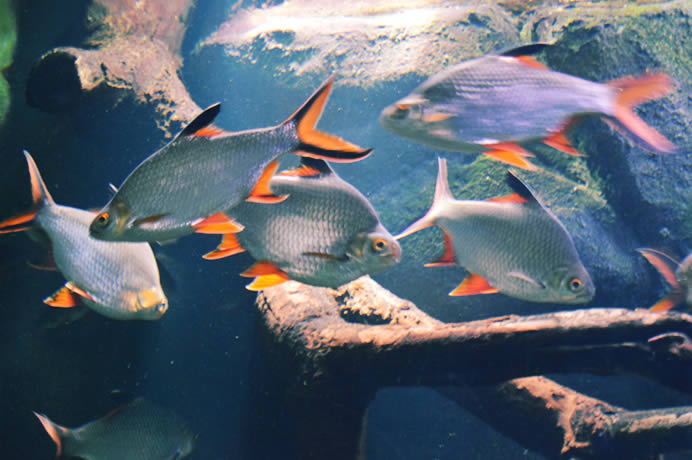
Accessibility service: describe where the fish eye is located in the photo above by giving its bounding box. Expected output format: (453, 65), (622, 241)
(569, 278), (582, 291)
(95, 212), (110, 227)
(372, 238), (388, 253)
(157, 302), (168, 313)
(391, 103), (411, 119)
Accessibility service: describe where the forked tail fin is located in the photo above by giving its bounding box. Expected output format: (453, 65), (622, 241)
(285, 77), (372, 163)
(637, 248), (683, 312)
(395, 157), (454, 240)
(33, 411), (70, 457)
(0, 151), (54, 234)
(608, 73), (677, 154)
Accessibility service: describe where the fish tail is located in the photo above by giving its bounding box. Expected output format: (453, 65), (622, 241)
(637, 248), (683, 312)
(608, 73), (677, 154)
(396, 158), (453, 240)
(33, 411), (69, 457)
(285, 77), (373, 163)
(0, 151), (53, 234)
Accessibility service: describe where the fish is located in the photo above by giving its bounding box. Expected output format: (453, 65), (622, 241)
(34, 397), (195, 460)
(396, 157), (595, 304)
(0, 151), (168, 320)
(89, 77), (372, 243)
(205, 157), (401, 290)
(380, 43), (677, 170)
(637, 248), (692, 312)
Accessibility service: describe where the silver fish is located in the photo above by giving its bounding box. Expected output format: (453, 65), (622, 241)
(90, 77), (372, 243)
(380, 43), (676, 170)
(396, 157), (594, 303)
(205, 158), (401, 289)
(34, 398), (195, 460)
(638, 248), (692, 312)
(0, 151), (167, 320)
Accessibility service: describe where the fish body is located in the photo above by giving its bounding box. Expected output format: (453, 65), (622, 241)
(0, 152), (167, 320)
(207, 158), (401, 289)
(380, 43), (676, 170)
(396, 158), (594, 304)
(638, 248), (692, 311)
(34, 398), (195, 460)
(90, 78), (371, 243)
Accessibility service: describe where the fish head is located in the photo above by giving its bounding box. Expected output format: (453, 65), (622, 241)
(545, 265), (595, 304)
(89, 200), (133, 241)
(347, 230), (401, 274)
(123, 286), (168, 320)
(380, 94), (435, 137)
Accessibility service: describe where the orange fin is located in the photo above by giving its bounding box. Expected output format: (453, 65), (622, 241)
(423, 113), (454, 123)
(608, 73), (676, 153)
(33, 412), (67, 457)
(514, 55), (549, 70)
(637, 248), (680, 289)
(425, 231), (456, 267)
(177, 103), (221, 138)
(247, 160), (288, 204)
(133, 213), (169, 227)
(486, 192), (529, 204)
(240, 261), (290, 291)
(193, 213), (245, 234)
(0, 211), (38, 234)
(449, 273), (499, 297)
(543, 121), (582, 156)
(279, 165), (321, 177)
(650, 296), (680, 313)
(483, 143), (537, 171)
(44, 285), (82, 308)
(193, 126), (225, 137)
(203, 233), (246, 260)
(287, 77), (372, 163)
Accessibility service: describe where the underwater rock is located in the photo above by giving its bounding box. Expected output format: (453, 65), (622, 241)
(26, 0), (200, 134)
(0, 0), (16, 126)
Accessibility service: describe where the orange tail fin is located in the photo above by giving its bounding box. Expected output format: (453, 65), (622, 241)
(608, 73), (677, 154)
(285, 77), (372, 163)
(0, 151), (53, 234)
(33, 411), (69, 457)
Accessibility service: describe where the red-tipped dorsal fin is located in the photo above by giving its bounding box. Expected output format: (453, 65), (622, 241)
(514, 55), (549, 70)
(482, 143), (538, 171)
(44, 285), (82, 308)
(286, 77), (372, 163)
(449, 273), (499, 297)
(33, 412), (67, 457)
(486, 193), (529, 204)
(247, 160), (289, 204)
(193, 213), (245, 234)
(203, 233), (246, 260)
(424, 231), (456, 267)
(193, 126), (225, 137)
(637, 248), (680, 289)
(608, 73), (677, 154)
(240, 261), (290, 291)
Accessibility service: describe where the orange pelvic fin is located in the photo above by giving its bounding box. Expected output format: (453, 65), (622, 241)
(449, 273), (499, 297)
(203, 233), (246, 260)
(482, 143), (537, 171)
(424, 231), (456, 267)
(247, 160), (289, 204)
(486, 193), (529, 204)
(650, 295), (681, 313)
(543, 120), (582, 156)
(193, 213), (244, 234)
(44, 282), (94, 308)
(33, 412), (68, 457)
(286, 77), (372, 163)
(608, 73), (676, 154)
(240, 261), (290, 291)
(637, 248), (680, 289)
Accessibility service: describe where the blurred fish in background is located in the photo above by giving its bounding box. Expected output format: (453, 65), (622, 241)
(638, 248), (692, 312)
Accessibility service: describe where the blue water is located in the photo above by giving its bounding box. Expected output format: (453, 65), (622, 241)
(2, 1), (691, 459)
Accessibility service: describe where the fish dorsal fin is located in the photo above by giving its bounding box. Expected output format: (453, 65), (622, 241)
(177, 103), (222, 139)
(496, 42), (552, 57)
(280, 157), (333, 177)
(503, 172), (542, 207)
(449, 273), (499, 297)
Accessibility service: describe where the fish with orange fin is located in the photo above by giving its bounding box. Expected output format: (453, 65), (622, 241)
(396, 158), (594, 304)
(637, 248), (692, 312)
(206, 157), (401, 290)
(34, 398), (195, 460)
(380, 43), (677, 170)
(90, 77), (372, 243)
(0, 151), (168, 320)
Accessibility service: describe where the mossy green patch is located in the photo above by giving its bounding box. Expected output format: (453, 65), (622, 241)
(0, 0), (16, 126)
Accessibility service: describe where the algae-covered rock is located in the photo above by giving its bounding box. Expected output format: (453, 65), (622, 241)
(0, 0), (16, 126)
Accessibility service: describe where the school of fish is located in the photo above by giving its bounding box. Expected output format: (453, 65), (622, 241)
(1, 39), (685, 457)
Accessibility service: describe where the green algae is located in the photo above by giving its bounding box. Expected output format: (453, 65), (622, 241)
(0, 0), (16, 126)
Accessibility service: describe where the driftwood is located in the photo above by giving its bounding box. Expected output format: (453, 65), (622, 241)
(252, 276), (692, 459)
(26, 0), (200, 134)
